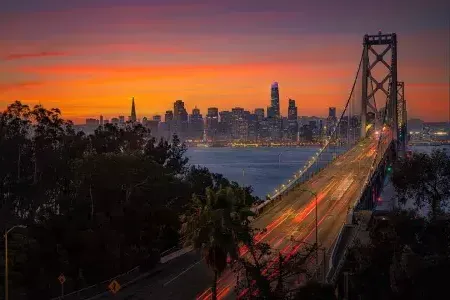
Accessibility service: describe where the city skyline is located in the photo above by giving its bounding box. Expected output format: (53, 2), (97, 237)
(1, 0), (449, 123)
(83, 91), (327, 125)
(77, 84), (369, 147)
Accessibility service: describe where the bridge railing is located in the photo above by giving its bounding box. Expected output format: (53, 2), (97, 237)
(257, 49), (364, 215)
(253, 145), (335, 216)
(50, 246), (192, 300)
(254, 139), (357, 217)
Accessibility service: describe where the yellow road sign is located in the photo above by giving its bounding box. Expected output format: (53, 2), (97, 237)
(58, 274), (66, 285)
(108, 280), (121, 294)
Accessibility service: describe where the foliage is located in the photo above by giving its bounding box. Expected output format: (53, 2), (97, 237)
(181, 164), (329, 300)
(392, 149), (450, 220)
(233, 237), (318, 299)
(343, 210), (450, 300)
(181, 186), (256, 300)
(0, 101), (255, 299)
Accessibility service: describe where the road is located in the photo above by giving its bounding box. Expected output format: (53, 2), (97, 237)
(111, 136), (379, 300)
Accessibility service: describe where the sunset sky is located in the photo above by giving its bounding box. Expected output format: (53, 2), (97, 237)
(1, 0), (449, 123)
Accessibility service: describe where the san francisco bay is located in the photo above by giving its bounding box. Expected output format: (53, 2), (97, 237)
(186, 146), (326, 198)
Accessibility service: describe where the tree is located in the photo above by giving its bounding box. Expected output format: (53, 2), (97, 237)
(234, 239), (317, 299)
(166, 134), (188, 174)
(0, 101), (32, 227)
(185, 166), (215, 197)
(392, 149), (450, 220)
(1, 101), (257, 299)
(182, 188), (242, 300)
(342, 210), (450, 300)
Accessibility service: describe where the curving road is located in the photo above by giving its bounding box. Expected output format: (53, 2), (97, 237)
(109, 136), (379, 300)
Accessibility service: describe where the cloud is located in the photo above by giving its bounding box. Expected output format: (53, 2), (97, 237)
(18, 61), (353, 82)
(0, 81), (44, 92)
(4, 51), (67, 61)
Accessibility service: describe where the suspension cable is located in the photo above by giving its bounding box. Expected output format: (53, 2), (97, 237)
(366, 79), (392, 189)
(327, 50), (364, 150)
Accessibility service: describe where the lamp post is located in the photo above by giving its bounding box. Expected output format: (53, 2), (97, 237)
(290, 239), (327, 283)
(300, 189), (319, 270)
(4, 225), (26, 300)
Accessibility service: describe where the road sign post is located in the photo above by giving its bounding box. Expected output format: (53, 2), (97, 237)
(108, 280), (121, 295)
(58, 274), (66, 297)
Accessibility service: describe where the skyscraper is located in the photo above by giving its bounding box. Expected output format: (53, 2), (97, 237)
(165, 110), (173, 122)
(161, 110), (174, 139)
(206, 107), (219, 140)
(270, 82), (280, 118)
(327, 107), (337, 136)
(189, 107), (204, 140)
(231, 107), (247, 140)
(173, 100), (188, 122)
(131, 97), (137, 122)
(268, 82), (282, 141)
(287, 99), (298, 141)
(173, 100), (188, 137)
(100, 115), (104, 126)
(218, 111), (232, 140)
(288, 99), (297, 120)
(247, 113), (258, 141)
(255, 108), (265, 121)
(329, 107), (337, 119)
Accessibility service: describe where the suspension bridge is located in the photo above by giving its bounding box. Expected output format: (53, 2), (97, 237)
(60, 31), (408, 300)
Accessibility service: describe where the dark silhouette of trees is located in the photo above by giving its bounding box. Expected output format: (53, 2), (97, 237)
(342, 149), (450, 299)
(182, 188), (240, 300)
(232, 238), (319, 299)
(392, 149), (450, 220)
(343, 210), (450, 300)
(0, 101), (256, 299)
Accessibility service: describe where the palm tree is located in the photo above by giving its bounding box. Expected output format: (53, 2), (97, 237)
(182, 187), (241, 300)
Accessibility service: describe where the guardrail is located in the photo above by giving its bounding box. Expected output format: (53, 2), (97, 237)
(326, 224), (361, 285)
(253, 147), (350, 217)
(51, 246), (193, 300)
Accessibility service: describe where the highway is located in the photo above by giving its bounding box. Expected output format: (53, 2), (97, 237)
(110, 136), (379, 300)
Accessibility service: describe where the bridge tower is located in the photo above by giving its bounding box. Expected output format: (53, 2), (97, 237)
(361, 32), (398, 142)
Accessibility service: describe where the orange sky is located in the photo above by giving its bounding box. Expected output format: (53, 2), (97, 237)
(0, 1), (449, 123)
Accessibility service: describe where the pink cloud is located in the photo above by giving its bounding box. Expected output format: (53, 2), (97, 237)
(4, 51), (67, 61)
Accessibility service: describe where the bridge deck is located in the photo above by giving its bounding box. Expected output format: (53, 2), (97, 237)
(110, 137), (379, 300)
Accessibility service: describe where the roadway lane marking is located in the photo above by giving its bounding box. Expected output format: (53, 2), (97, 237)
(163, 259), (204, 287)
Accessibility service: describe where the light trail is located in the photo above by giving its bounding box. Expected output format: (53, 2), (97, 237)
(196, 141), (378, 300)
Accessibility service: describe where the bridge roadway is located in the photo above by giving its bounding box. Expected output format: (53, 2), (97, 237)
(110, 137), (378, 300)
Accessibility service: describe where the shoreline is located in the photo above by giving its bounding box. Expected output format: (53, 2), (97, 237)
(185, 143), (333, 149)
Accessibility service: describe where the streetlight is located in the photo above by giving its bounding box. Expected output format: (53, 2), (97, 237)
(289, 238), (327, 283)
(300, 189), (319, 270)
(4, 225), (27, 300)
